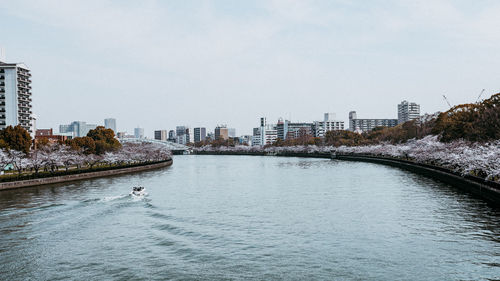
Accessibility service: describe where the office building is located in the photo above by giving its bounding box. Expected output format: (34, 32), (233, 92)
(348, 111), (397, 132)
(398, 100), (421, 124)
(104, 118), (117, 133)
(0, 58), (33, 134)
(134, 127), (144, 139)
(194, 127), (206, 143)
(276, 118), (314, 140)
(176, 126), (187, 138)
(154, 130), (167, 141)
(215, 125), (229, 140)
(59, 121), (97, 137)
(176, 133), (190, 145)
(175, 126), (190, 143)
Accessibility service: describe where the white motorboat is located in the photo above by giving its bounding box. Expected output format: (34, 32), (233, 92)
(131, 186), (146, 196)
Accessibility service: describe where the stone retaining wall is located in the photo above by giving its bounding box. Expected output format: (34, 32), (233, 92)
(0, 159), (173, 191)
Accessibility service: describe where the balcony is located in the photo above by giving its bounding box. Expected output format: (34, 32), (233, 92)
(17, 77), (31, 83)
(0, 76), (4, 79)
(19, 97), (33, 103)
(19, 108), (32, 114)
(19, 103), (32, 109)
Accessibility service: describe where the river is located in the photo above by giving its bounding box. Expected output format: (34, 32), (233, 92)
(0, 155), (499, 280)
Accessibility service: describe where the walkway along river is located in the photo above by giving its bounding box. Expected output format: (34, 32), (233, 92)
(0, 155), (498, 280)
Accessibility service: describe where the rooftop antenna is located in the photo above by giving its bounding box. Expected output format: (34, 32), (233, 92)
(475, 89), (485, 103)
(442, 94), (452, 109)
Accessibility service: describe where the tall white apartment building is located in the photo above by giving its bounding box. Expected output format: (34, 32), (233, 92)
(398, 101), (420, 124)
(0, 59), (33, 134)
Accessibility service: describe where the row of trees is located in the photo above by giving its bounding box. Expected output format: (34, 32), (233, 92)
(0, 125), (123, 155)
(432, 93), (500, 142)
(0, 125), (171, 178)
(0, 142), (172, 177)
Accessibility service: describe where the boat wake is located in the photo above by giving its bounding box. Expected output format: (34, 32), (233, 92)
(102, 195), (129, 202)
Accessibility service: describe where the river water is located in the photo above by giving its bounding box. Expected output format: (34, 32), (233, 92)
(0, 155), (499, 280)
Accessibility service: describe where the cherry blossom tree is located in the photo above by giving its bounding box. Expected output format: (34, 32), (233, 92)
(9, 150), (28, 176)
(27, 149), (45, 174)
(0, 149), (11, 174)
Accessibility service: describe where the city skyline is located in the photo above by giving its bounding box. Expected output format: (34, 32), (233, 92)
(2, 1), (500, 137)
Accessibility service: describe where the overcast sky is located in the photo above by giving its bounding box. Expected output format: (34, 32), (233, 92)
(1, 0), (499, 136)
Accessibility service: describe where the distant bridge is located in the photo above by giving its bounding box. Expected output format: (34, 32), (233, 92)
(119, 138), (191, 154)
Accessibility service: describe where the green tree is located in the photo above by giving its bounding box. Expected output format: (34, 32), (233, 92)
(86, 126), (121, 154)
(66, 136), (96, 155)
(0, 125), (32, 153)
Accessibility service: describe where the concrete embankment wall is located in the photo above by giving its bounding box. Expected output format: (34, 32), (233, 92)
(0, 159), (173, 191)
(334, 154), (500, 205)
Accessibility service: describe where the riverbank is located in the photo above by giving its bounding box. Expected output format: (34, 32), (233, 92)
(0, 159), (173, 191)
(193, 150), (500, 205)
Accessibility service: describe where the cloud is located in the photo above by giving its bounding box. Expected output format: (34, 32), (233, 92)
(1, 0), (500, 135)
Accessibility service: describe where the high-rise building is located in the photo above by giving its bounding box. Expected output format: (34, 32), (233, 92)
(398, 100), (420, 124)
(59, 121), (97, 137)
(134, 127), (144, 139)
(176, 126), (187, 138)
(168, 130), (176, 142)
(348, 111), (397, 132)
(104, 118), (117, 133)
(175, 126), (190, 143)
(0, 58), (33, 134)
(154, 130), (167, 141)
(194, 127), (206, 143)
(176, 129), (191, 144)
(215, 125), (229, 140)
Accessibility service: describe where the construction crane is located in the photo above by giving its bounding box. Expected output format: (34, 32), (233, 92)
(476, 89), (485, 103)
(442, 94), (452, 109)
